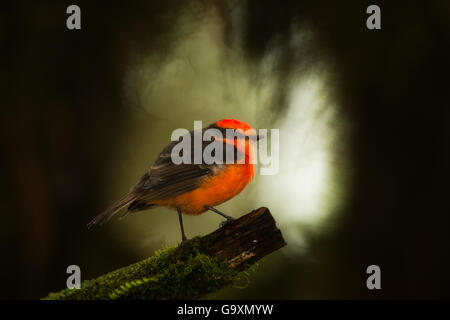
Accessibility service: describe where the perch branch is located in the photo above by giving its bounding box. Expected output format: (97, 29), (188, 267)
(44, 207), (286, 300)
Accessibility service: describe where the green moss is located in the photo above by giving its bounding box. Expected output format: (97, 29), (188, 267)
(43, 237), (245, 300)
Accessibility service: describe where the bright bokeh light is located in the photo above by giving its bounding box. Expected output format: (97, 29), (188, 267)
(256, 71), (346, 251)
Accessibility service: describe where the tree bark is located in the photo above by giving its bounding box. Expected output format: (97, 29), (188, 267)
(204, 207), (287, 271)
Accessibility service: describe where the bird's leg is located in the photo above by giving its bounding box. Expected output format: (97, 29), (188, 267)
(204, 205), (235, 227)
(177, 207), (188, 243)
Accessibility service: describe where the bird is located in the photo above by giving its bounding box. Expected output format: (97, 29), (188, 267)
(87, 119), (261, 242)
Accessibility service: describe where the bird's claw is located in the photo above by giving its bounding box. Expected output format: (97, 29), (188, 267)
(179, 238), (188, 247)
(219, 219), (234, 228)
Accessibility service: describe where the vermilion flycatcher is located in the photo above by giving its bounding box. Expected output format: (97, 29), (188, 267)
(87, 119), (261, 242)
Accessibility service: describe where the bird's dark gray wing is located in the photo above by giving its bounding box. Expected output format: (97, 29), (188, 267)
(130, 128), (241, 204)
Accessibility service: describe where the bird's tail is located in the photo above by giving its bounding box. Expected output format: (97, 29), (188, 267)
(87, 192), (137, 229)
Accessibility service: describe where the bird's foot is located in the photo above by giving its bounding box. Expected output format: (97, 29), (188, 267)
(179, 237), (188, 247)
(219, 218), (235, 228)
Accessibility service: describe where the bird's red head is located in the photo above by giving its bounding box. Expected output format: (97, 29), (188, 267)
(213, 119), (258, 167)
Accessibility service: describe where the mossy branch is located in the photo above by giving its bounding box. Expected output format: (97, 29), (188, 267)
(43, 207), (286, 300)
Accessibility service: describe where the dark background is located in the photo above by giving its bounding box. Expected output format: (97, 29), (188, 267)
(2, 0), (450, 299)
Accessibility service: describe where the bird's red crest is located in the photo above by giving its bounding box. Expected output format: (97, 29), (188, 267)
(215, 119), (252, 132)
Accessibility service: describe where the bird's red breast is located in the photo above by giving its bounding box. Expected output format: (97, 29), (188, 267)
(152, 162), (254, 215)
